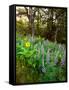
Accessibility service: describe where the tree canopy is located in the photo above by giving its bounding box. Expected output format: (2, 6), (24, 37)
(16, 7), (67, 44)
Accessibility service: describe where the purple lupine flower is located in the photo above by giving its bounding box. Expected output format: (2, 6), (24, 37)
(54, 59), (58, 65)
(41, 45), (44, 67)
(46, 49), (50, 64)
(54, 51), (59, 65)
(61, 50), (66, 66)
(61, 59), (65, 66)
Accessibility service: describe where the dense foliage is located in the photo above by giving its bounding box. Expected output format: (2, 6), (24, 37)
(16, 34), (66, 83)
(16, 6), (67, 83)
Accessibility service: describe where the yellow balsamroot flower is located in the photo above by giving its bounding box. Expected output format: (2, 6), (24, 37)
(25, 42), (31, 48)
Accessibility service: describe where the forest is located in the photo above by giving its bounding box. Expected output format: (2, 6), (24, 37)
(16, 6), (67, 84)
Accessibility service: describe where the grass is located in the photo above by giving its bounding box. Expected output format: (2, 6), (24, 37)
(16, 34), (66, 84)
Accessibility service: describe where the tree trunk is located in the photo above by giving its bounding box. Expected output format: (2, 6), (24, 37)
(28, 7), (35, 40)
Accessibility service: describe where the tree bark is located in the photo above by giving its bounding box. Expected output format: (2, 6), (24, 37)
(28, 7), (35, 40)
